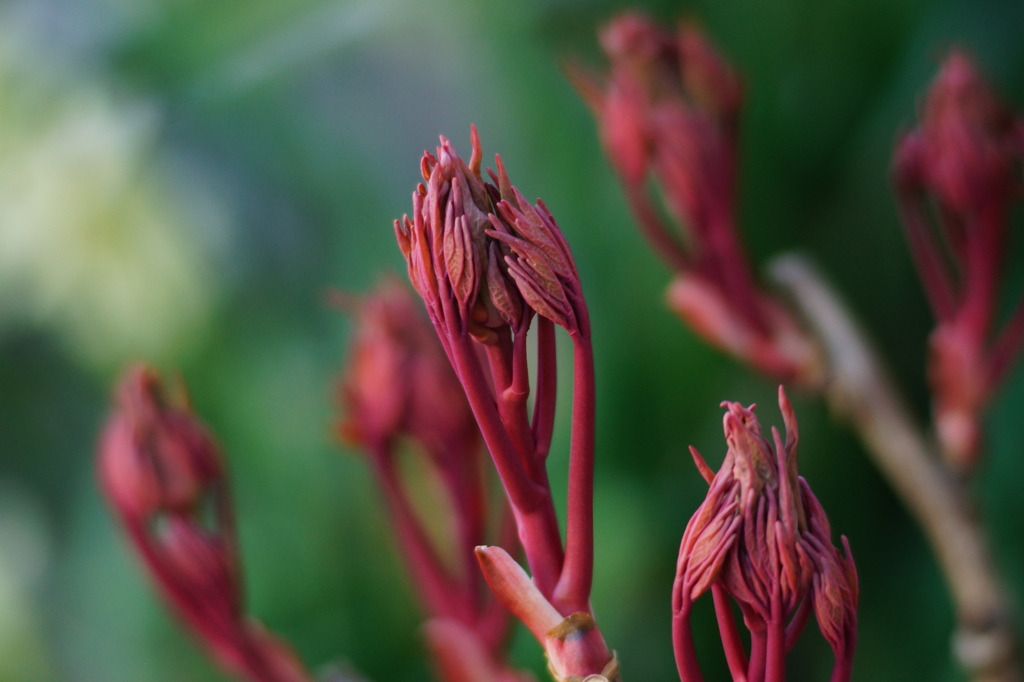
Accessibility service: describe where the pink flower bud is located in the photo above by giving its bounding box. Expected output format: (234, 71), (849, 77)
(97, 366), (313, 682)
(918, 52), (1017, 217)
(893, 51), (1024, 471)
(98, 366), (222, 523)
(338, 277), (478, 458)
(589, 13), (740, 219)
(674, 387), (857, 681)
(395, 128), (587, 343)
(573, 14), (821, 384)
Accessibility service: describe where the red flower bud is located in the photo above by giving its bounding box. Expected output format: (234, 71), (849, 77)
(99, 366), (223, 524)
(338, 277), (478, 459)
(917, 52), (1017, 217)
(893, 51), (1024, 471)
(98, 366), (312, 682)
(572, 14), (821, 384)
(674, 387), (857, 682)
(396, 128), (588, 344)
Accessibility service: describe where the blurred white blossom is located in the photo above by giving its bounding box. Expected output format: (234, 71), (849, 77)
(0, 24), (228, 368)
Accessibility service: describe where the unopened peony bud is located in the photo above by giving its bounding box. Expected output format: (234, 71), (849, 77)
(674, 387), (857, 682)
(99, 367), (222, 522)
(396, 128), (588, 343)
(573, 14), (821, 384)
(338, 277), (478, 459)
(893, 51), (1024, 472)
(98, 366), (312, 682)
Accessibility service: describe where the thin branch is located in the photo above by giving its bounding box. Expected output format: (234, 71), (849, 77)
(895, 189), (959, 320)
(768, 254), (1021, 682)
(989, 291), (1024, 385)
(554, 333), (597, 614)
(713, 584), (749, 682)
(625, 183), (692, 273)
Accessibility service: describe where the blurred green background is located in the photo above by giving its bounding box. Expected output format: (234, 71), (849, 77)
(1, 0), (1023, 680)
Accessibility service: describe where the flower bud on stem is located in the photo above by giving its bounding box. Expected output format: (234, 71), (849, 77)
(396, 129), (614, 680)
(97, 366), (312, 682)
(892, 51), (1024, 473)
(570, 13), (821, 385)
(337, 279), (523, 678)
(673, 388), (857, 682)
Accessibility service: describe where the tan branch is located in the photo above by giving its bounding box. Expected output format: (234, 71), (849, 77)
(768, 253), (1020, 682)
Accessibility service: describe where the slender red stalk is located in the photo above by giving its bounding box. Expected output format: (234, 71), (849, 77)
(989, 293), (1024, 383)
(624, 183), (692, 272)
(554, 333), (596, 613)
(672, 603), (706, 682)
(765, 590), (786, 682)
(900, 201), (958, 319)
(531, 317), (558, 462)
(713, 584), (749, 682)
(784, 597), (812, 651)
(369, 447), (468, 621)
(747, 631), (767, 682)
(448, 333), (565, 596)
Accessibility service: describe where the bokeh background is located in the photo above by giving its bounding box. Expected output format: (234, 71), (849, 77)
(1, 0), (1023, 680)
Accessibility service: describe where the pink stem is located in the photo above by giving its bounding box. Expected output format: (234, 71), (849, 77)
(895, 189), (958, 320)
(371, 450), (467, 622)
(553, 333), (596, 614)
(702, 209), (768, 337)
(504, 324), (543, 481)
(625, 183), (692, 273)
(989, 292), (1024, 385)
(784, 596), (812, 651)
(765, 592), (786, 682)
(957, 209), (1004, 339)
(747, 631), (766, 682)
(532, 317), (558, 463)
(436, 446), (486, 611)
(127, 520), (277, 682)
(713, 584), (749, 681)
(448, 332), (565, 596)
(672, 603), (706, 682)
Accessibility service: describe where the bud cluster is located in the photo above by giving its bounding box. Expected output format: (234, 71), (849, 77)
(396, 126), (587, 343)
(98, 367), (312, 682)
(396, 129), (615, 680)
(892, 52), (1024, 472)
(572, 13), (819, 383)
(673, 388), (857, 682)
(338, 279), (527, 682)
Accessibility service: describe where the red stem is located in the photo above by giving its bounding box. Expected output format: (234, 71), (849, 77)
(989, 292), (1024, 384)
(553, 333), (596, 614)
(501, 324), (544, 481)
(440, 451), (487, 612)
(448, 332), (565, 596)
(127, 520), (284, 682)
(713, 584), (749, 682)
(702, 209), (768, 337)
(371, 447), (468, 622)
(532, 317), (558, 463)
(765, 591), (786, 682)
(747, 631), (766, 682)
(672, 603), (707, 682)
(957, 209), (1004, 338)
(784, 596), (812, 651)
(625, 183), (692, 273)
(895, 189), (958, 320)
